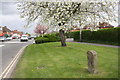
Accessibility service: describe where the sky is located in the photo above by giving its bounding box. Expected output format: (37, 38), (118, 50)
(0, 2), (35, 34)
(0, 1), (119, 34)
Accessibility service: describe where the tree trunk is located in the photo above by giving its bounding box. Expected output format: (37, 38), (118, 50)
(59, 29), (67, 46)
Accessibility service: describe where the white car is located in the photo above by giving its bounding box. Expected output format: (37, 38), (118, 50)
(20, 35), (28, 42)
(0, 36), (7, 42)
(6, 37), (12, 41)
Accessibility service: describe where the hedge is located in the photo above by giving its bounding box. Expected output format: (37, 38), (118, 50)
(70, 27), (119, 45)
(35, 37), (49, 44)
(43, 33), (60, 42)
(65, 32), (74, 38)
(35, 33), (60, 44)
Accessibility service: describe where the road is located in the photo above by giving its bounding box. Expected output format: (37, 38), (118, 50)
(0, 39), (33, 74)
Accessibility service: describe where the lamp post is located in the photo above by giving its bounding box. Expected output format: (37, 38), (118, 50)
(79, 20), (82, 42)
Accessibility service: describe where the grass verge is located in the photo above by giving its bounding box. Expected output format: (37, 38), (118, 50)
(12, 42), (118, 78)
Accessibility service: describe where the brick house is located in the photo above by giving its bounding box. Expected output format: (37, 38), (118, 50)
(3, 26), (13, 35)
(97, 22), (114, 29)
(12, 30), (23, 37)
(0, 26), (13, 36)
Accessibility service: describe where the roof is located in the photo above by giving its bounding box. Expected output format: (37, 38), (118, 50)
(98, 22), (114, 28)
(70, 30), (80, 32)
(3, 26), (12, 32)
(13, 30), (23, 34)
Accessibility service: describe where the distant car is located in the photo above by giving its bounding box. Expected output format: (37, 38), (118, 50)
(31, 36), (36, 38)
(12, 36), (18, 39)
(12, 37), (16, 39)
(20, 35), (28, 42)
(28, 36), (32, 40)
(6, 37), (12, 41)
(0, 36), (7, 42)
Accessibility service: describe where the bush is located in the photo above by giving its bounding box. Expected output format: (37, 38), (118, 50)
(65, 32), (74, 38)
(35, 37), (49, 44)
(43, 33), (60, 42)
(35, 33), (60, 44)
(71, 27), (119, 45)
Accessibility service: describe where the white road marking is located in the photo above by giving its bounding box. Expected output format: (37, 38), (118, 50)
(2, 40), (33, 44)
(0, 45), (27, 78)
(3, 42), (28, 43)
(0, 45), (5, 47)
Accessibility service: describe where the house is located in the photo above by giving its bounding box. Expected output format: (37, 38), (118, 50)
(0, 26), (13, 37)
(12, 30), (23, 38)
(97, 22), (114, 29)
(69, 22), (114, 32)
(3, 26), (13, 36)
(70, 24), (97, 32)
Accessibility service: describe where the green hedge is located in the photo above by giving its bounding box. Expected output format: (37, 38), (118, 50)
(35, 37), (49, 44)
(35, 33), (60, 44)
(71, 27), (119, 45)
(43, 33), (60, 42)
(65, 32), (74, 38)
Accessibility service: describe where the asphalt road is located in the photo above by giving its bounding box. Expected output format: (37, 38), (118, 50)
(0, 39), (33, 74)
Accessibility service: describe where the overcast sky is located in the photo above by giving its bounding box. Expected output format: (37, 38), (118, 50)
(0, 2), (35, 34)
(0, 1), (118, 34)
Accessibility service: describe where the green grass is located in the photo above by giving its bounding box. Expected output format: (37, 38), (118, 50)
(12, 42), (118, 78)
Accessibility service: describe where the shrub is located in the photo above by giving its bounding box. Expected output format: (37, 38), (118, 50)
(43, 34), (60, 42)
(35, 33), (60, 44)
(71, 27), (119, 45)
(65, 32), (74, 38)
(35, 37), (49, 44)
(44, 34), (60, 42)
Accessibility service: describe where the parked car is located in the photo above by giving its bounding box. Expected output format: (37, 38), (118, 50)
(6, 37), (12, 41)
(31, 36), (36, 38)
(28, 36), (32, 40)
(20, 35), (28, 42)
(0, 36), (7, 42)
(12, 37), (16, 39)
(12, 36), (19, 39)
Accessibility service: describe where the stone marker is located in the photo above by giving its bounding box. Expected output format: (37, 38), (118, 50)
(87, 50), (98, 74)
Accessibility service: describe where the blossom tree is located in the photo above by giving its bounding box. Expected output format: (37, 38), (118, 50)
(18, 1), (118, 46)
(34, 24), (48, 37)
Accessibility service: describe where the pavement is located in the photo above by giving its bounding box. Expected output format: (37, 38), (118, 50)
(0, 39), (33, 77)
(66, 38), (119, 48)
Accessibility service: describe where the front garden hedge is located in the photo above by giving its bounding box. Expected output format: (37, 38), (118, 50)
(70, 27), (119, 45)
